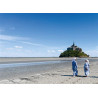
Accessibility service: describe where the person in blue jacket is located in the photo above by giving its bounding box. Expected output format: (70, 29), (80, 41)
(72, 58), (78, 77)
(84, 59), (90, 77)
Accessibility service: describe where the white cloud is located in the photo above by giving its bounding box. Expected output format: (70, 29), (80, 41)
(48, 49), (64, 53)
(48, 50), (56, 53)
(14, 46), (23, 48)
(58, 50), (63, 52)
(86, 50), (98, 57)
(0, 34), (44, 48)
(6, 46), (23, 50)
(0, 34), (66, 57)
(0, 34), (27, 41)
(85, 46), (98, 57)
(47, 50), (51, 53)
(21, 41), (45, 47)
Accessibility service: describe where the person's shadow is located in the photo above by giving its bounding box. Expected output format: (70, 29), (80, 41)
(61, 75), (89, 77)
(61, 75), (73, 77)
(77, 75), (87, 77)
(90, 76), (98, 78)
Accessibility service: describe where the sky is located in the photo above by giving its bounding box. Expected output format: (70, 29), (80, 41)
(0, 13), (98, 57)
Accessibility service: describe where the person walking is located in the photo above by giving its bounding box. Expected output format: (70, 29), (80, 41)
(72, 58), (78, 77)
(84, 59), (90, 77)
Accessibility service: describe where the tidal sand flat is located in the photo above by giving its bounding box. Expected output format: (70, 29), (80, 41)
(0, 57), (98, 84)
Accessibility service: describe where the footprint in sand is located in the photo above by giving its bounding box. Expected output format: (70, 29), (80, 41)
(20, 78), (31, 81)
(8, 79), (18, 84)
(31, 76), (40, 79)
(51, 73), (59, 76)
(41, 73), (51, 76)
(65, 77), (71, 82)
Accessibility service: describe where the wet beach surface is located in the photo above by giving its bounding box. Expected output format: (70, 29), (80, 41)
(0, 57), (98, 84)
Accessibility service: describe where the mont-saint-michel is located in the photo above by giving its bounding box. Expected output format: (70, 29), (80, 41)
(59, 43), (89, 57)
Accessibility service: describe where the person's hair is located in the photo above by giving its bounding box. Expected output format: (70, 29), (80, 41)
(85, 59), (89, 64)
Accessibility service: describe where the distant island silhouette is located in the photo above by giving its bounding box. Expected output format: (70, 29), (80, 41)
(59, 42), (89, 57)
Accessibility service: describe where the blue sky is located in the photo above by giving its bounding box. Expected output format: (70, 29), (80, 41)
(0, 13), (98, 57)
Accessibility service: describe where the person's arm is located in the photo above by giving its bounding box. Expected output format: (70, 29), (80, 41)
(75, 61), (78, 68)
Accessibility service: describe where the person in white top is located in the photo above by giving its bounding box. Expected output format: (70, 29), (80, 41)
(84, 59), (90, 77)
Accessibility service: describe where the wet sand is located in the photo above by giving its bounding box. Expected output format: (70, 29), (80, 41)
(0, 57), (98, 84)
